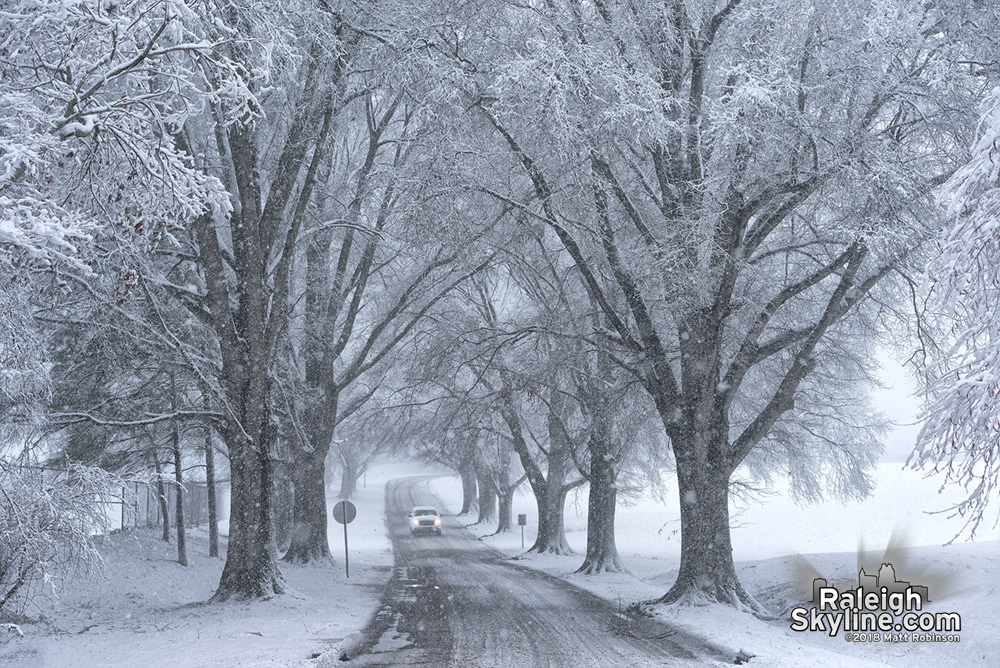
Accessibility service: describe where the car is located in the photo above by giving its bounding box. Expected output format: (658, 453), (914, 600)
(408, 506), (443, 536)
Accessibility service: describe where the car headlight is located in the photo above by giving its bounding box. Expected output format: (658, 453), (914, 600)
(434, 518), (441, 525)
(411, 519), (419, 526)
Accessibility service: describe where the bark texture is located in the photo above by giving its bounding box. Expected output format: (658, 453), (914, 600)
(214, 428), (284, 600)
(577, 430), (623, 574)
(172, 422), (187, 567)
(204, 423), (219, 558)
(283, 447), (332, 563)
(653, 449), (752, 607)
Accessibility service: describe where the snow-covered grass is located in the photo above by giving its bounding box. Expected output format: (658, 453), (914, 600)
(0, 462), (439, 668)
(431, 464), (1000, 668)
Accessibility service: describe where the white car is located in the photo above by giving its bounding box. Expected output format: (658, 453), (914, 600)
(408, 506), (443, 536)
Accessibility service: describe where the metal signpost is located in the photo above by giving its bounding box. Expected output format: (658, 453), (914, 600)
(333, 500), (357, 577)
(518, 513), (527, 549)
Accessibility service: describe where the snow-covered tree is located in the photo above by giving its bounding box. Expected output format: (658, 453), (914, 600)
(0, 459), (131, 616)
(439, 0), (979, 611)
(0, 0), (245, 451)
(912, 83), (1000, 538)
(277, 89), (493, 563)
(0, 0), (255, 581)
(1, 0), (336, 598)
(0, 0), (241, 276)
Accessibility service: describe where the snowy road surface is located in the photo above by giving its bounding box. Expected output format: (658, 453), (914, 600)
(336, 476), (732, 667)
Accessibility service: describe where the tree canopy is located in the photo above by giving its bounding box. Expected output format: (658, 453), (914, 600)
(2, 0), (999, 612)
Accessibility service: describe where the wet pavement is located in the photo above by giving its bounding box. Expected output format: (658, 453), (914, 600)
(337, 477), (733, 667)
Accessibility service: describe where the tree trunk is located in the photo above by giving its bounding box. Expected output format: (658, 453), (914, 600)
(214, 428), (284, 600)
(152, 451), (170, 542)
(493, 452), (517, 535)
(205, 439), (219, 558)
(283, 445), (332, 563)
(193, 55), (337, 597)
(475, 468), (497, 525)
(168, 375), (188, 566)
(652, 439), (762, 612)
(495, 488), (513, 534)
(459, 461), (477, 516)
(337, 459), (358, 500)
(204, 407), (219, 558)
(531, 485), (571, 554)
(273, 466), (294, 553)
(210, 433), (283, 590)
(172, 423), (188, 566)
(577, 431), (623, 574)
(527, 410), (574, 554)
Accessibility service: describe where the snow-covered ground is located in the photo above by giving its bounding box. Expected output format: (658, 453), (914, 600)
(430, 463), (1000, 668)
(3, 459), (996, 668)
(0, 462), (438, 668)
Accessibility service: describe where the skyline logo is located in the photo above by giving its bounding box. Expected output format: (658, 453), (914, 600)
(790, 562), (961, 643)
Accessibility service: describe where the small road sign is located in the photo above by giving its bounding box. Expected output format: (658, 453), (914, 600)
(333, 500), (357, 577)
(333, 500), (357, 524)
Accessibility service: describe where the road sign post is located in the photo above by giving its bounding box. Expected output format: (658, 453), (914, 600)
(518, 513), (527, 549)
(333, 500), (357, 577)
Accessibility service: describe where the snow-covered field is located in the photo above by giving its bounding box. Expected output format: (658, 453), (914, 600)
(430, 463), (1000, 668)
(3, 459), (996, 668)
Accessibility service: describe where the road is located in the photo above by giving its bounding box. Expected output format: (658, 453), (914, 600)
(338, 476), (734, 667)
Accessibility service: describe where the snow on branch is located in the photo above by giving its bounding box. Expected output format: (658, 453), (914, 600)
(0, 459), (135, 617)
(0, 0), (256, 279)
(50, 409), (224, 428)
(913, 86), (1000, 539)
